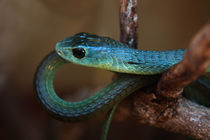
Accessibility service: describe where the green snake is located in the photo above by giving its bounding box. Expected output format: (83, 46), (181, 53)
(34, 32), (210, 122)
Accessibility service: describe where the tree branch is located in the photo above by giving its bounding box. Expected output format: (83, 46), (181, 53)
(118, 0), (210, 139)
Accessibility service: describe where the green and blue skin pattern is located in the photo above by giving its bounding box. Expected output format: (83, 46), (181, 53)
(34, 32), (210, 122)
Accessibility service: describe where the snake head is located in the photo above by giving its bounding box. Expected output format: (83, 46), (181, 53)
(55, 32), (135, 72)
(55, 32), (111, 68)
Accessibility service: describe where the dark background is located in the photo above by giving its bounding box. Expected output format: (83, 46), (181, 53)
(0, 0), (210, 140)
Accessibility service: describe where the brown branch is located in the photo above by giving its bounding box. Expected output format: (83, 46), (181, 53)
(120, 0), (138, 48)
(157, 22), (210, 98)
(132, 92), (210, 140)
(118, 0), (210, 139)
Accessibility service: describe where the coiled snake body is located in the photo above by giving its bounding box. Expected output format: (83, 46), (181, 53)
(34, 32), (209, 121)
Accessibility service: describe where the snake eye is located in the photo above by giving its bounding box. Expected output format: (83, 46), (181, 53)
(72, 48), (86, 59)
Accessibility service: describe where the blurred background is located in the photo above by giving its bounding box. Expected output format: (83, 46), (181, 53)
(0, 0), (209, 140)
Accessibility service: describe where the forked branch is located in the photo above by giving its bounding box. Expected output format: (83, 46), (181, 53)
(119, 0), (210, 139)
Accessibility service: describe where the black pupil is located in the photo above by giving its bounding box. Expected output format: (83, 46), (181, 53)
(72, 48), (86, 59)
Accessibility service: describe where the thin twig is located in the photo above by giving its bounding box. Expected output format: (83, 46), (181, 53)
(120, 0), (138, 48)
(103, 1), (139, 139)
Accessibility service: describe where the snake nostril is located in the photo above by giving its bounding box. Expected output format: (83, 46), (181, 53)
(57, 50), (63, 56)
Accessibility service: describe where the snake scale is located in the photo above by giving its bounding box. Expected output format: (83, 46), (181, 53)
(34, 32), (210, 121)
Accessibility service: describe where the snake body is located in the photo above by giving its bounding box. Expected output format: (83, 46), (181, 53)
(34, 32), (209, 121)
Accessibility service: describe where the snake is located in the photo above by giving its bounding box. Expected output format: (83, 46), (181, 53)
(34, 32), (210, 122)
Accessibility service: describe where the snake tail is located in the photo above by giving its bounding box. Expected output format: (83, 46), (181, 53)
(34, 51), (159, 122)
(100, 104), (118, 140)
(184, 75), (210, 107)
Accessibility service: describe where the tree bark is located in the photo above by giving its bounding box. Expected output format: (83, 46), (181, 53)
(120, 0), (138, 49)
